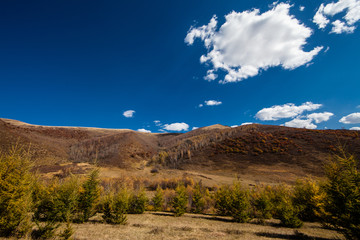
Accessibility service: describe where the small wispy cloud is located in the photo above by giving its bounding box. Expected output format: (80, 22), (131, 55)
(137, 128), (151, 133)
(154, 120), (161, 126)
(199, 100), (222, 107)
(123, 110), (135, 118)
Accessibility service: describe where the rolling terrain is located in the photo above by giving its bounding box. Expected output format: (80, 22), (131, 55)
(1, 118), (359, 184)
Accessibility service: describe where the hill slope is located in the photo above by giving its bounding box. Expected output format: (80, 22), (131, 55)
(1, 118), (360, 182)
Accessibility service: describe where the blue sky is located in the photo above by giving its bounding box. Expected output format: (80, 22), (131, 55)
(1, 0), (360, 132)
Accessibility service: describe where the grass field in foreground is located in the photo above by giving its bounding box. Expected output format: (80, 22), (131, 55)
(70, 212), (343, 240)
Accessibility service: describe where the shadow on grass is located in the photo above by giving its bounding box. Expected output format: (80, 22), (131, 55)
(255, 230), (338, 240)
(87, 219), (104, 224)
(188, 214), (234, 223)
(150, 212), (234, 223)
(148, 227), (164, 234)
(151, 212), (174, 217)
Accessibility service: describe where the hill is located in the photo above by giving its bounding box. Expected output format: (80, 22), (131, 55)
(1, 118), (360, 184)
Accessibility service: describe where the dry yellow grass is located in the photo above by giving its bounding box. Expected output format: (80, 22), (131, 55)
(0, 212), (343, 240)
(70, 212), (343, 240)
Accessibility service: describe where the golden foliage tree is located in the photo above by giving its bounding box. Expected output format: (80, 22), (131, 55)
(0, 146), (33, 237)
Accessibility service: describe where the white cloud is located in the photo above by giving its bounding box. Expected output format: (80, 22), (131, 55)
(299, 6), (305, 11)
(204, 70), (218, 81)
(256, 102), (322, 121)
(231, 125), (238, 128)
(241, 122), (253, 126)
(137, 128), (151, 133)
(313, 4), (330, 29)
(123, 110), (135, 118)
(192, 127), (199, 130)
(331, 20), (356, 33)
(339, 112), (360, 124)
(205, 100), (222, 106)
(199, 100), (222, 107)
(307, 112), (334, 123)
(357, 105), (360, 108)
(313, 0), (360, 33)
(284, 118), (317, 129)
(350, 127), (360, 130)
(185, 16), (218, 47)
(154, 120), (161, 126)
(186, 3), (323, 83)
(163, 122), (189, 131)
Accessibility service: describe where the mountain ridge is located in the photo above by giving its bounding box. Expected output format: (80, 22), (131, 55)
(1, 118), (360, 183)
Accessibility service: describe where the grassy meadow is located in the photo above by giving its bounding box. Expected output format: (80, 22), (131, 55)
(64, 212), (343, 240)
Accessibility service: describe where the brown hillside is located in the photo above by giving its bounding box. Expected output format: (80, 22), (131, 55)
(1, 118), (360, 183)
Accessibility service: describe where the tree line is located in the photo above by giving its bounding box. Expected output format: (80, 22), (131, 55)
(0, 146), (359, 239)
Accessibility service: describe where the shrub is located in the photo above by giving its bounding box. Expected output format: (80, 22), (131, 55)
(102, 190), (128, 225)
(57, 177), (80, 222)
(269, 184), (290, 218)
(270, 185), (303, 228)
(203, 188), (215, 214)
(293, 178), (326, 222)
(215, 182), (252, 223)
(252, 185), (273, 223)
(0, 147), (33, 237)
(33, 176), (80, 223)
(32, 180), (59, 222)
(172, 185), (188, 217)
(128, 188), (148, 214)
(277, 198), (303, 228)
(322, 150), (360, 239)
(192, 183), (206, 214)
(163, 188), (175, 211)
(150, 168), (159, 173)
(152, 186), (164, 211)
(214, 185), (232, 216)
(229, 182), (251, 223)
(77, 168), (101, 222)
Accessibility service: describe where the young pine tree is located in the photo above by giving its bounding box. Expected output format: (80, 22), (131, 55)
(128, 188), (148, 214)
(271, 185), (303, 228)
(229, 181), (252, 223)
(102, 189), (128, 225)
(152, 186), (164, 211)
(0, 147), (33, 237)
(293, 178), (326, 222)
(252, 185), (273, 224)
(322, 150), (360, 240)
(214, 185), (232, 216)
(172, 185), (188, 217)
(77, 168), (101, 222)
(33, 176), (79, 223)
(192, 183), (205, 214)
